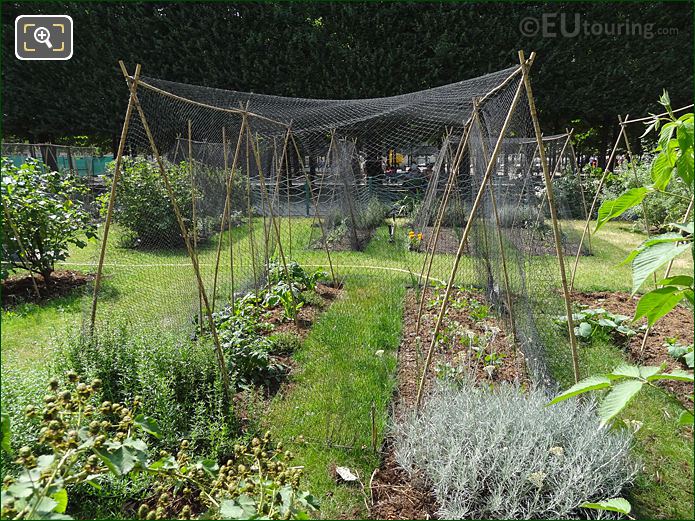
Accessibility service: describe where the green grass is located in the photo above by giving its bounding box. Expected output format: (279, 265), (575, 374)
(263, 274), (406, 518)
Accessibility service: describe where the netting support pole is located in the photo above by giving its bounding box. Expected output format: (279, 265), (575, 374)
(414, 121), (472, 334)
(415, 59), (529, 410)
(619, 115), (657, 286)
(566, 128), (592, 254)
(530, 132), (573, 232)
(472, 98), (520, 355)
(519, 50), (580, 384)
(212, 117), (246, 311)
(122, 63), (233, 410)
(3, 206), (41, 299)
(223, 126), (237, 311)
(188, 120), (203, 328)
(89, 62), (141, 334)
(289, 132), (337, 285)
(569, 125), (626, 291)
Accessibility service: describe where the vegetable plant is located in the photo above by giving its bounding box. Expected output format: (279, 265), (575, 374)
(665, 337), (694, 369)
(556, 307), (637, 340)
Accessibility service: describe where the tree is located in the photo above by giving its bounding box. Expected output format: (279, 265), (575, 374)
(1, 157), (96, 283)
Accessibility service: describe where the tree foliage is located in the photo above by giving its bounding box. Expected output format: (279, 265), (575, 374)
(2, 2), (692, 159)
(1, 158), (96, 281)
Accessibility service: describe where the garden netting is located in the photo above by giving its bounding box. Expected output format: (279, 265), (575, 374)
(85, 62), (588, 389)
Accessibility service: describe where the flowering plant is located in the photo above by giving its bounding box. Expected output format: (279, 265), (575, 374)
(408, 230), (423, 251)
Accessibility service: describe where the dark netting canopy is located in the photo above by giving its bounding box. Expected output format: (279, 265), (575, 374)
(88, 59), (585, 389)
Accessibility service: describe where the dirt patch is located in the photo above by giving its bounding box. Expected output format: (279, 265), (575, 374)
(418, 227), (470, 255)
(2, 270), (93, 308)
(313, 228), (375, 252)
(370, 287), (527, 519)
(502, 227), (589, 256)
(572, 291), (694, 406)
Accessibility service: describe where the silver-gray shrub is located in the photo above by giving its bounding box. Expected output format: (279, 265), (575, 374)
(394, 381), (639, 519)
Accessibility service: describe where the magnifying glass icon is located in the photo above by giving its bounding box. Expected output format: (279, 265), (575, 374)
(33, 26), (53, 49)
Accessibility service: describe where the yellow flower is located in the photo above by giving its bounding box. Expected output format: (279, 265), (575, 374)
(408, 231), (415, 237)
(417, 233), (423, 240)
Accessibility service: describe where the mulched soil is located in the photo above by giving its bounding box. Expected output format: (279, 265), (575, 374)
(2, 270), (93, 308)
(370, 287), (527, 520)
(313, 228), (375, 252)
(501, 227), (589, 256)
(572, 291), (694, 407)
(418, 227), (470, 255)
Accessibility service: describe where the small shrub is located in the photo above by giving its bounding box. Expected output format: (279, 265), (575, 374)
(394, 381), (638, 519)
(356, 197), (389, 230)
(1, 157), (96, 281)
(496, 204), (544, 229)
(268, 332), (302, 355)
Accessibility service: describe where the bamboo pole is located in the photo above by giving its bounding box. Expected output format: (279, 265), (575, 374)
(569, 125), (626, 291)
(414, 121), (473, 334)
(472, 99), (520, 353)
(246, 125), (260, 293)
(211, 117), (246, 311)
(566, 128), (592, 254)
(289, 132), (337, 285)
(223, 127), (237, 311)
(89, 62), (141, 333)
(519, 50), (580, 384)
(529, 131), (573, 232)
(121, 63), (233, 408)
(188, 120), (203, 328)
(619, 115), (657, 286)
(415, 57), (529, 410)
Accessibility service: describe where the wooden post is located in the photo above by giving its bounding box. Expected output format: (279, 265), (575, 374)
(120, 63), (233, 409)
(415, 59), (528, 410)
(223, 127), (237, 311)
(519, 50), (580, 384)
(414, 121), (473, 334)
(188, 120), (203, 328)
(89, 62), (141, 333)
(472, 99), (520, 353)
(569, 125), (626, 291)
(289, 132), (337, 285)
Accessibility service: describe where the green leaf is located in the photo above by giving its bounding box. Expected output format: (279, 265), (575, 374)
(94, 446), (137, 477)
(598, 380), (644, 425)
(219, 500), (245, 519)
(581, 497), (632, 515)
(678, 410), (694, 426)
(634, 287), (685, 327)
(658, 275), (694, 287)
(595, 188), (647, 232)
(547, 376), (612, 406)
(610, 364), (641, 379)
(650, 152), (674, 190)
(134, 414), (161, 439)
(577, 322), (593, 338)
(647, 369), (694, 383)
(632, 241), (691, 293)
(1, 412), (12, 455)
(51, 489), (68, 514)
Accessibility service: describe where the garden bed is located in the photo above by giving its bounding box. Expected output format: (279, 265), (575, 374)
(1, 269), (93, 307)
(418, 226), (470, 255)
(370, 286), (526, 519)
(501, 227), (589, 256)
(312, 227), (375, 252)
(572, 291), (694, 406)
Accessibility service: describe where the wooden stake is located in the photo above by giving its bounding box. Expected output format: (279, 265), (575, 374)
(188, 120), (203, 328)
(569, 125), (626, 291)
(519, 50), (580, 384)
(223, 127), (237, 310)
(121, 63), (233, 409)
(289, 132), (337, 285)
(472, 99), (520, 353)
(211, 118), (246, 311)
(415, 59), (528, 410)
(89, 62), (141, 333)
(3, 206), (41, 299)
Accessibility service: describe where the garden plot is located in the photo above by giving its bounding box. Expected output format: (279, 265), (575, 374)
(1, 269), (93, 307)
(370, 286), (526, 519)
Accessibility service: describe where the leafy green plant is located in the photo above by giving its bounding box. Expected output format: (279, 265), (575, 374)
(268, 332), (302, 356)
(595, 93), (693, 328)
(99, 156), (194, 248)
(548, 363), (694, 427)
(665, 337), (694, 369)
(0, 372), (159, 520)
(556, 307), (637, 340)
(1, 157), (96, 282)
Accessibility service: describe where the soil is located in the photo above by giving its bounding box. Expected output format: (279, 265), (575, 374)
(313, 228), (375, 252)
(419, 227), (471, 255)
(501, 227), (589, 257)
(2, 270), (93, 308)
(370, 287), (527, 520)
(572, 291), (694, 407)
